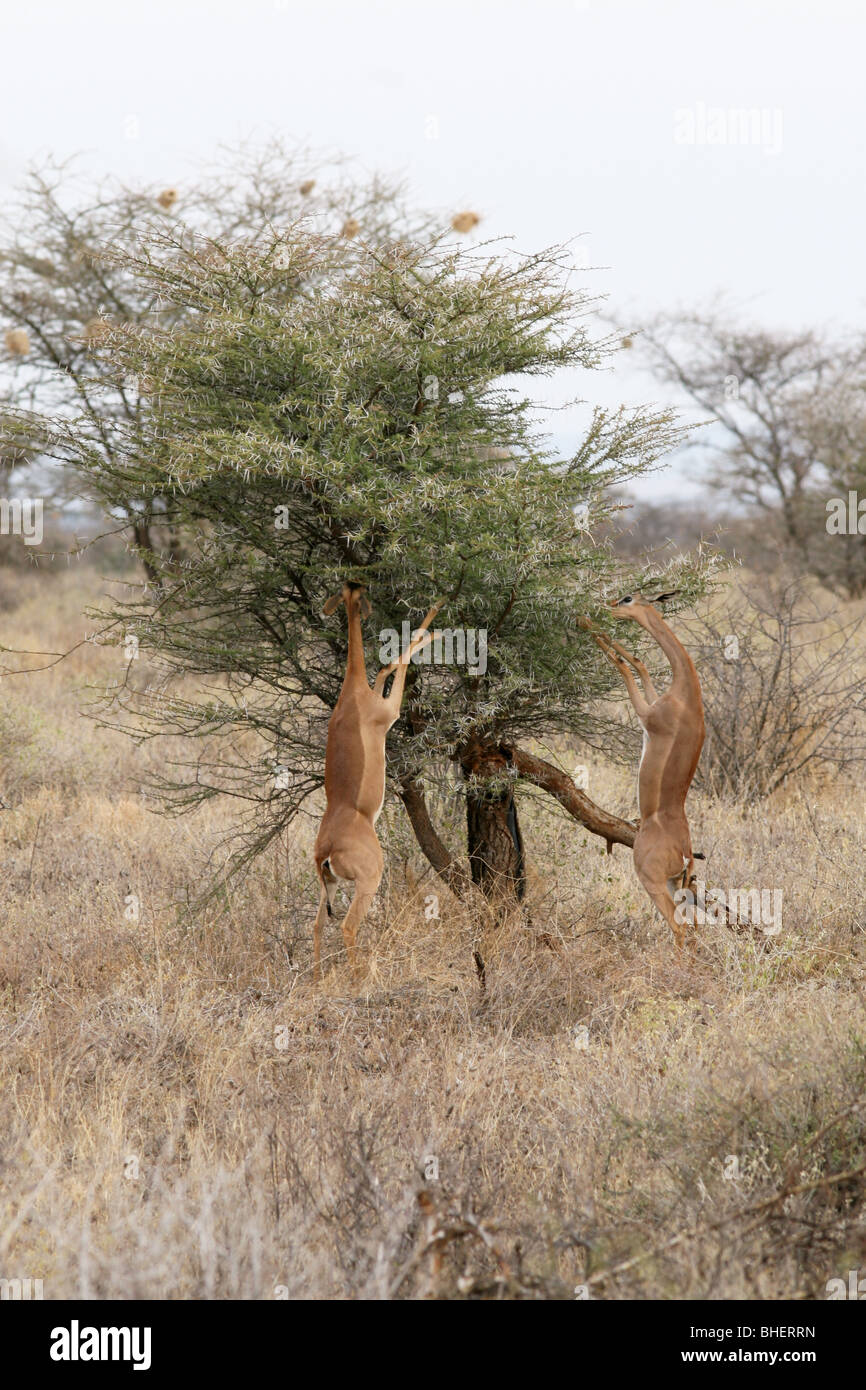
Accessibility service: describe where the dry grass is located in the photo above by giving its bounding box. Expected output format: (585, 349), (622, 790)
(1, 567), (865, 1300)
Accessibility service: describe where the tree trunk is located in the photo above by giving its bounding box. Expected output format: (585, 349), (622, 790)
(398, 776), (471, 899)
(459, 737), (526, 905)
(132, 521), (160, 588)
(399, 743), (637, 902)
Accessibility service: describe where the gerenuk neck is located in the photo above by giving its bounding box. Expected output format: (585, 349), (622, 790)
(642, 608), (702, 707)
(343, 598), (368, 688)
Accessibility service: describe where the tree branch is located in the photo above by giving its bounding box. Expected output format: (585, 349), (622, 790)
(398, 776), (471, 897)
(502, 745), (636, 851)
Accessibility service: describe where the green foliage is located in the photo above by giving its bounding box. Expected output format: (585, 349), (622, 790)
(3, 146), (713, 879)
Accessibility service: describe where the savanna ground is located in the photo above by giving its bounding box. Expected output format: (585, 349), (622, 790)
(1, 563), (865, 1300)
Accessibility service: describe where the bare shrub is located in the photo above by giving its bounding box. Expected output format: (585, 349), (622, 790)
(683, 577), (866, 800)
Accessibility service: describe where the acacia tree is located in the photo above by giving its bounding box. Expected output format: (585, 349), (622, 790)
(7, 164), (709, 907)
(0, 144), (433, 568)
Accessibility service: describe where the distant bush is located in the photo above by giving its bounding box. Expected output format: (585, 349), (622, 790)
(683, 576), (866, 799)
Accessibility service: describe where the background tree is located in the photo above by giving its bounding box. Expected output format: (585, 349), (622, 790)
(627, 309), (866, 595)
(6, 158), (712, 908)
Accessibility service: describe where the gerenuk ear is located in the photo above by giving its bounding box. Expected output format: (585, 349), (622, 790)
(359, 594), (372, 619)
(652, 590), (680, 603)
(322, 593), (343, 616)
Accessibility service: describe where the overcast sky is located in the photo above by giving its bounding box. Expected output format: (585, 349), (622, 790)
(2, 0), (863, 500)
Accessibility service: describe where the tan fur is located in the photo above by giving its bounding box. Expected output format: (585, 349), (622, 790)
(313, 584), (441, 979)
(580, 593), (705, 948)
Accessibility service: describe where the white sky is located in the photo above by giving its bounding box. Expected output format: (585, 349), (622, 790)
(2, 0), (863, 501)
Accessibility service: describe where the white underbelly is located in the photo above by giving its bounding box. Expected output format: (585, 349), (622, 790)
(637, 728), (648, 810)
